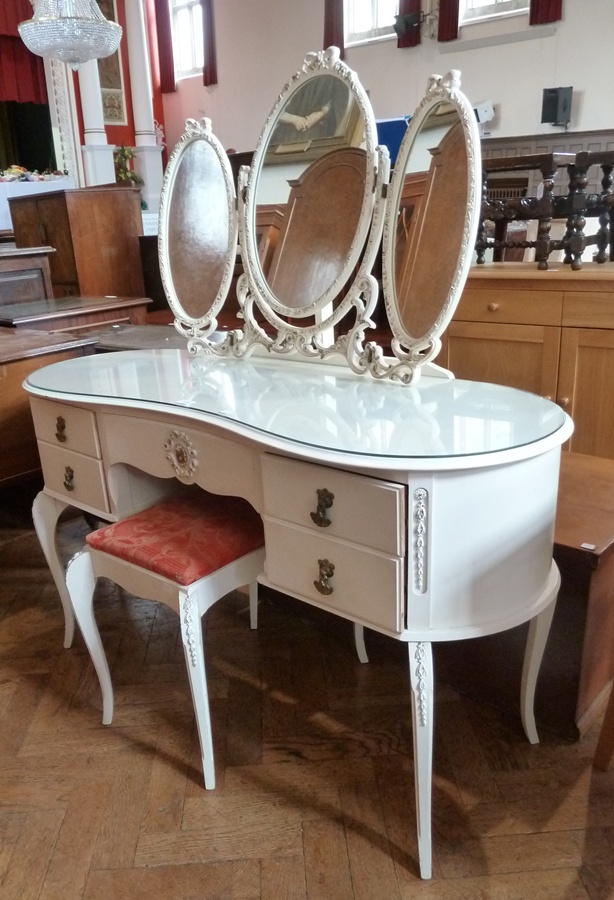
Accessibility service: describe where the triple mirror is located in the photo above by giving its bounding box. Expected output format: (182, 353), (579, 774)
(158, 49), (481, 384)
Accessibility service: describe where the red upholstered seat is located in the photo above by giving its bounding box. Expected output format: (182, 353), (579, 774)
(86, 493), (264, 586)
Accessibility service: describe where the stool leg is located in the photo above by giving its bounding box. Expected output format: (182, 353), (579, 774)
(354, 623), (369, 664)
(249, 580), (258, 630)
(179, 587), (215, 789)
(65, 551), (114, 725)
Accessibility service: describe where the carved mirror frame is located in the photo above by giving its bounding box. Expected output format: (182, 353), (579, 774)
(233, 47), (388, 366)
(375, 70), (482, 384)
(158, 117), (238, 352)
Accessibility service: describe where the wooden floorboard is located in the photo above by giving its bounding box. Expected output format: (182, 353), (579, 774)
(0, 480), (613, 899)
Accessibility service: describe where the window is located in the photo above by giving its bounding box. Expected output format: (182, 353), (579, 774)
(170, 0), (204, 77)
(345, 0), (399, 45)
(460, 0), (529, 25)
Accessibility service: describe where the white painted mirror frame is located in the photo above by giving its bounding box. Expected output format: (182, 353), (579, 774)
(378, 70), (482, 383)
(232, 47), (389, 366)
(158, 117), (238, 351)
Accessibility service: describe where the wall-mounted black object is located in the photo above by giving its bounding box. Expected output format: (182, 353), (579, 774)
(541, 87), (573, 126)
(393, 12), (422, 35)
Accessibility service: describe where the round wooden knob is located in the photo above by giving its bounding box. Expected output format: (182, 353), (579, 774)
(558, 397), (570, 409)
(487, 302), (499, 312)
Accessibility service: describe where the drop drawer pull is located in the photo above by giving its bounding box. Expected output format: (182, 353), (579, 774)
(314, 558), (335, 595)
(55, 416), (67, 443)
(310, 487), (334, 527)
(63, 466), (75, 492)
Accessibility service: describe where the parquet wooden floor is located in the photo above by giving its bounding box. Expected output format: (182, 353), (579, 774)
(1, 480), (613, 900)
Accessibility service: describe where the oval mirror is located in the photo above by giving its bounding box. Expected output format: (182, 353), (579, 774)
(382, 71), (481, 358)
(240, 48), (378, 326)
(158, 118), (238, 338)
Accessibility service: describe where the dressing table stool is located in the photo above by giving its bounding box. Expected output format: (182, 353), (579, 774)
(65, 492), (265, 789)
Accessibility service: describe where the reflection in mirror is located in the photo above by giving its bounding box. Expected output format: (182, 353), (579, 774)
(158, 118), (238, 349)
(381, 71), (481, 382)
(237, 47), (385, 360)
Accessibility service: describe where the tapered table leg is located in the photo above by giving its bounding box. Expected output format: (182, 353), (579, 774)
(408, 640), (434, 880)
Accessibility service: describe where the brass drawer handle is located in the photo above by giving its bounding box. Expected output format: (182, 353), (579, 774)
(310, 488), (334, 527)
(55, 415), (67, 443)
(487, 302), (499, 312)
(63, 466), (75, 492)
(314, 558), (334, 595)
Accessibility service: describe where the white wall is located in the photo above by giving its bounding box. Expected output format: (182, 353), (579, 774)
(162, 0), (612, 155)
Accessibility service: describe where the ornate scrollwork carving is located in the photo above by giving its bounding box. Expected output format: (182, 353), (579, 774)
(413, 642), (429, 726)
(164, 430), (198, 480)
(413, 488), (429, 593)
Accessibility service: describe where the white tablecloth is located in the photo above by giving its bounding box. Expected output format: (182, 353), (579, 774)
(0, 179), (76, 231)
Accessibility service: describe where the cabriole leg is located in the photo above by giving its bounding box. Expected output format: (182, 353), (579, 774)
(520, 572), (559, 744)
(32, 491), (74, 648)
(66, 550), (114, 724)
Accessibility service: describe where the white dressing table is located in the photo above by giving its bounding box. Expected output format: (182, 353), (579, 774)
(25, 348), (572, 879)
(22, 51), (576, 880)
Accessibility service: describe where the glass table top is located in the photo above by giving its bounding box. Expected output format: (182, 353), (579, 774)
(25, 349), (571, 460)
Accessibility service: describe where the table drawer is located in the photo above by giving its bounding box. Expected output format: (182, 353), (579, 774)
(263, 518), (404, 633)
(37, 441), (109, 512)
(30, 396), (101, 457)
(262, 454), (405, 556)
(456, 289), (563, 326)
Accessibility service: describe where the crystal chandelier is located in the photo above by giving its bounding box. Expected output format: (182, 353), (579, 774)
(19, 1), (122, 70)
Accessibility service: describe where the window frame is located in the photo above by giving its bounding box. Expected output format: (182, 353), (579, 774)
(459, 0), (530, 26)
(169, 0), (204, 80)
(344, 0), (400, 47)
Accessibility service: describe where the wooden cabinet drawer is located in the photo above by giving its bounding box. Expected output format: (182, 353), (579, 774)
(261, 454), (405, 556)
(37, 441), (109, 512)
(456, 289), (563, 326)
(30, 396), (101, 457)
(263, 519), (404, 633)
(562, 293), (614, 329)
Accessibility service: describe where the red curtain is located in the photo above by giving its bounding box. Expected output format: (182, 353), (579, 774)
(0, 1), (48, 104)
(324, 0), (345, 59)
(529, 0), (563, 25)
(437, 0), (459, 41)
(397, 0), (421, 48)
(154, 0), (176, 93)
(0, 0), (33, 37)
(202, 0), (217, 86)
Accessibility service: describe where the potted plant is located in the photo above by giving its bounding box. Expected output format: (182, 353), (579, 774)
(114, 144), (144, 187)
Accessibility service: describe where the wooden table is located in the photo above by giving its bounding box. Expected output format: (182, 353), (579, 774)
(0, 327), (97, 485)
(0, 295), (151, 334)
(435, 452), (614, 739)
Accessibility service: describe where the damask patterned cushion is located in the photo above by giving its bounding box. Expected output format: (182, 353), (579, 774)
(86, 493), (264, 586)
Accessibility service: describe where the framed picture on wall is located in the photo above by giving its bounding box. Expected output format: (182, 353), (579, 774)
(97, 0), (127, 126)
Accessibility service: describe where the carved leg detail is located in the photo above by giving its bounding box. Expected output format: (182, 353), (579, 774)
(32, 491), (74, 648)
(520, 567), (560, 744)
(408, 640), (434, 880)
(179, 589), (215, 789)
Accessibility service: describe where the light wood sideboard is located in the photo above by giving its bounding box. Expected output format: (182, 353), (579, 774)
(440, 262), (614, 459)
